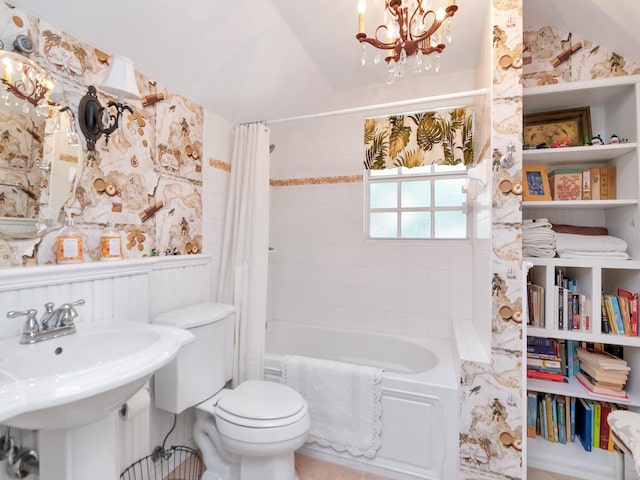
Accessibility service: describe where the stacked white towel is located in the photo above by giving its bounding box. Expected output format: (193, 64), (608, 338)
(555, 233), (629, 260)
(523, 218), (557, 258)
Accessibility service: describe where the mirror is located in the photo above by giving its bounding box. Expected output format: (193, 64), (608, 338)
(0, 51), (82, 238)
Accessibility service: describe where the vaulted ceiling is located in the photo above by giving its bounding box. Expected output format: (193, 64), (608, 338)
(8, 1), (640, 124)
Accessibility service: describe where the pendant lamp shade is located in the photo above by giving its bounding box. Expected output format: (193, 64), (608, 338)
(99, 55), (141, 100)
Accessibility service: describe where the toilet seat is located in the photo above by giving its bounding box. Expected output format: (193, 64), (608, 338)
(215, 381), (308, 429)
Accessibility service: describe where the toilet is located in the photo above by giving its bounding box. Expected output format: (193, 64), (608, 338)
(153, 302), (310, 480)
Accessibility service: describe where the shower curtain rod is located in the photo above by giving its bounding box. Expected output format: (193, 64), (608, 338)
(266, 88), (487, 125)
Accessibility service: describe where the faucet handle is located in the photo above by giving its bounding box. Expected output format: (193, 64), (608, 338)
(60, 299), (84, 326)
(7, 309), (40, 335)
(7, 309), (37, 320)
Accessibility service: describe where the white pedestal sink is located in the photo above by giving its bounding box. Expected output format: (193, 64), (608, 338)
(0, 320), (193, 479)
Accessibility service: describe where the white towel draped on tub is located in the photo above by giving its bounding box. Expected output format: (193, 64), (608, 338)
(281, 355), (383, 458)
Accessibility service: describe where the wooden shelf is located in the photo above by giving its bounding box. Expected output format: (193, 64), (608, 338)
(525, 257), (640, 269)
(527, 436), (629, 480)
(524, 76), (640, 112)
(527, 377), (640, 407)
(523, 143), (637, 164)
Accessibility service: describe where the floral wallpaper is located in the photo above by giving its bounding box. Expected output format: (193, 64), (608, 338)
(0, 3), (203, 266)
(364, 107), (473, 169)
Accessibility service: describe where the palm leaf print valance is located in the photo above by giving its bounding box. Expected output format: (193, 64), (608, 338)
(364, 107), (473, 169)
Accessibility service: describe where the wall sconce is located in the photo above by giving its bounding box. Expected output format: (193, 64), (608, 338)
(78, 55), (140, 151)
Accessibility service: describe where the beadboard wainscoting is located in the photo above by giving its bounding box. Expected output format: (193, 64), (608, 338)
(0, 255), (212, 479)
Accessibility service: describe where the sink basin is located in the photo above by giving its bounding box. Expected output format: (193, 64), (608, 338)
(0, 320), (193, 430)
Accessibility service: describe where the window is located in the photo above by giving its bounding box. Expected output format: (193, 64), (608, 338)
(365, 164), (468, 240)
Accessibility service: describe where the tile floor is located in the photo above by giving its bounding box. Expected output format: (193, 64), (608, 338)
(294, 457), (585, 480)
(294, 454), (391, 480)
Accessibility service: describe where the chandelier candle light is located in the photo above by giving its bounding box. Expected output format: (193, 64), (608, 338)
(356, 0), (458, 84)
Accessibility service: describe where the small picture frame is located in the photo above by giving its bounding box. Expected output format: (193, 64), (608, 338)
(523, 165), (552, 201)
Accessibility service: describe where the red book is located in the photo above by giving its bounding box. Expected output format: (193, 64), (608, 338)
(618, 288), (639, 336)
(599, 402), (612, 450)
(527, 369), (566, 382)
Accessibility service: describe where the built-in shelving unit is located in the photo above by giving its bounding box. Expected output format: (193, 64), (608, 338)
(523, 75), (640, 479)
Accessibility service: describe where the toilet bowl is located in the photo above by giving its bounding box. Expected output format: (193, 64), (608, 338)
(153, 303), (310, 480)
(195, 381), (310, 480)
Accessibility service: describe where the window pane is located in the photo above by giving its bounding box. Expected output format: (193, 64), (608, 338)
(370, 212), (397, 238)
(401, 212), (431, 238)
(434, 178), (466, 206)
(370, 182), (397, 208)
(435, 211), (467, 238)
(401, 181), (430, 208)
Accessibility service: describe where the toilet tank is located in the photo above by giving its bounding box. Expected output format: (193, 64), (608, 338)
(153, 302), (235, 414)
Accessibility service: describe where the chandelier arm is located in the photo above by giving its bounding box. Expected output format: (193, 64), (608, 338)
(357, 35), (396, 51)
(413, 10), (439, 42)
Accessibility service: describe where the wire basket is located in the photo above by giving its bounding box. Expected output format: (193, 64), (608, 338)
(120, 445), (204, 480)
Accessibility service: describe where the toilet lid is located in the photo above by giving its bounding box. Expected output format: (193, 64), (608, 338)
(215, 381), (307, 428)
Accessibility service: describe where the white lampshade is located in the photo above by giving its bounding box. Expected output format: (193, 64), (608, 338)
(99, 55), (141, 101)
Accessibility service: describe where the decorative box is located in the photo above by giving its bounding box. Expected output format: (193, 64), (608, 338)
(548, 168), (583, 201)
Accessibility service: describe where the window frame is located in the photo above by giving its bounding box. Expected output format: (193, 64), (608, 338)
(364, 167), (470, 241)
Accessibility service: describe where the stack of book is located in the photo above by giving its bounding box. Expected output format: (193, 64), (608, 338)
(527, 337), (566, 382)
(575, 347), (630, 399)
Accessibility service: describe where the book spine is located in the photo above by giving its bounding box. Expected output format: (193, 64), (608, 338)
(546, 394), (556, 442)
(570, 397), (576, 442)
(608, 165), (616, 199)
(527, 393), (538, 438)
(590, 167), (601, 200)
(582, 170), (591, 200)
(600, 167), (609, 199)
(593, 401), (601, 449)
(610, 296), (625, 334)
(599, 403), (612, 450)
(527, 369), (566, 382)
(557, 398), (567, 444)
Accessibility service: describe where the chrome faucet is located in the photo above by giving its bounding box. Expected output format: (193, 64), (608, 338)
(7, 299), (85, 344)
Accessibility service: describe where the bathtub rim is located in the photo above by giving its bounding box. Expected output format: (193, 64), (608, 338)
(264, 319), (457, 389)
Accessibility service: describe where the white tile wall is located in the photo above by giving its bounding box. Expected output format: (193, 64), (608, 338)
(268, 105), (475, 340)
(202, 109), (234, 299)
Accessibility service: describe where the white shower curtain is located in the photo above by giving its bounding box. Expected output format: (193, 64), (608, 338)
(217, 123), (270, 386)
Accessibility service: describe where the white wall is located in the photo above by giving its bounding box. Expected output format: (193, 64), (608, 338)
(268, 76), (477, 340)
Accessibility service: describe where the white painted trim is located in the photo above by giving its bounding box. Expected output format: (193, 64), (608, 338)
(0, 255), (212, 291)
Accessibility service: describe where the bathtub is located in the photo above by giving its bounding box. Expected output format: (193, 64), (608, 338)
(264, 321), (458, 480)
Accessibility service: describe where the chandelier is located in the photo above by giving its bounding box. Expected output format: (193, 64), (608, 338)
(0, 50), (55, 115)
(356, 0), (458, 84)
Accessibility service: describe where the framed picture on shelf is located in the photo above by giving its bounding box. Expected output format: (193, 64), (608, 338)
(523, 165), (552, 201)
(523, 106), (592, 148)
